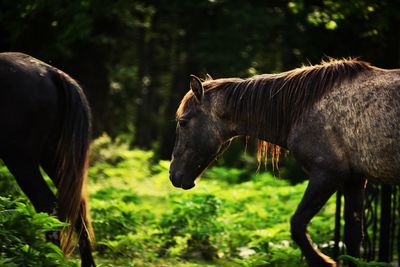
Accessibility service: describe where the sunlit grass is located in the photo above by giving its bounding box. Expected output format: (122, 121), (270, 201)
(86, 140), (334, 267)
(0, 136), (335, 266)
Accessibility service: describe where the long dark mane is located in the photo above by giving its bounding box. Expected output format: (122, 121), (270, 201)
(179, 58), (372, 165)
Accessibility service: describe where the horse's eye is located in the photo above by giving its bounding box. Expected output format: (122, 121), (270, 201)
(178, 119), (188, 127)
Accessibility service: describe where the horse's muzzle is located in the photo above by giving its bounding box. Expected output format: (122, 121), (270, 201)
(169, 170), (195, 190)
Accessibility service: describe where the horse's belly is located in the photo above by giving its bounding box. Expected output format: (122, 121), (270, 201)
(361, 160), (400, 184)
(341, 120), (400, 183)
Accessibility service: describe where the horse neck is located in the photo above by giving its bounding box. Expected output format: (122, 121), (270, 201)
(231, 114), (289, 148)
(217, 79), (291, 148)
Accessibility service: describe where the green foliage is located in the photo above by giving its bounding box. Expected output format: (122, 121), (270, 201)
(89, 134), (154, 182)
(289, 0), (378, 30)
(160, 194), (222, 260)
(0, 162), (21, 197)
(90, 193), (142, 241)
(0, 196), (77, 267)
(2, 142), (394, 267)
(338, 255), (393, 267)
(90, 134), (130, 165)
(98, 231), (159, 259)
(86, 143), (330, 266)
(202, 166), (246, 184)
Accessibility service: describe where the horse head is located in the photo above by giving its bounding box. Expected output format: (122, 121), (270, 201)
(169, 75), (232, 189)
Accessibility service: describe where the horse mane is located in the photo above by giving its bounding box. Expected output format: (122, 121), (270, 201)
(178, 58), (372, 167)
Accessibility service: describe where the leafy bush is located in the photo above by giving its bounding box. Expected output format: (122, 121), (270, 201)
(202, 166), (246, 184)
(89, 134), (154, 182)
(0, 196), (77, 267)
(90, 188), (146, 241)
(338, 255), (393, 267)
(0, 162), (22, 198)
(90, 134), (130, 165)
(91, 187), (140, 205)
(0, 137), (340, 267)
(159, 194), (222, 260)
(97, 231), (160, 261)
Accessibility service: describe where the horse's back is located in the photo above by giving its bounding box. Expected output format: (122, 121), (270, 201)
(0, 52), (60, 158)
(292, 68), (400, 183)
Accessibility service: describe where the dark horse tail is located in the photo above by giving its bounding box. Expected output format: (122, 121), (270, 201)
(52, 69), (94, 254)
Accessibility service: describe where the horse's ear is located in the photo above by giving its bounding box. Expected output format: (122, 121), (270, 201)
(205, 73), (213, 81)
(190, 75), (204, 102)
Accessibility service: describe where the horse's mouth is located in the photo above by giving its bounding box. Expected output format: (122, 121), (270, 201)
(181, 181), (195, 190)
(169, 170), (196, 190)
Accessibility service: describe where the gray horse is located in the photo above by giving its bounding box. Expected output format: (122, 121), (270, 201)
(169, 59), (400, 267)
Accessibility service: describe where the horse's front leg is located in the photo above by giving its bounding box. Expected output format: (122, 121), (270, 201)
(343, 177), (366, 266)
(291, 170), (339, 267)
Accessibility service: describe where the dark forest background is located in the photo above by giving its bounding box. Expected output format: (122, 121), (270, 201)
(1, 0), (399, 161)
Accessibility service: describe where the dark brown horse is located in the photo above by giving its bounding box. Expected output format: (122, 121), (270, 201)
(169, 59), (400, 267)
(0, 52), (95, 266)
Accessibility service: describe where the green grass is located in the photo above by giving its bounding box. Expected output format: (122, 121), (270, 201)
(85, 136), (336, 266)
(0, 135), (339, 266)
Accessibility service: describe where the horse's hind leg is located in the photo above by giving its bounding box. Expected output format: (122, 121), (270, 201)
(75, 208), (95, 267)
(42, 157), (96, 267)
(343, 177), (366, 265)
(290, 171), (339, 267)
(2, 156), (60, 245)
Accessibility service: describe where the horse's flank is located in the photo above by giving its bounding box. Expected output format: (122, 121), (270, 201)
(311, 67), (400, 182)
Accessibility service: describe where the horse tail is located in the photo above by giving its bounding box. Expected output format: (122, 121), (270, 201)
(52, 69), (94, 254)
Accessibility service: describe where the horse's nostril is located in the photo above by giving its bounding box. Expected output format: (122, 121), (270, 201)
(170, 171), (183, 188)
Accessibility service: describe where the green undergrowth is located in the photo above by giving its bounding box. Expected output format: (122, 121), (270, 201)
(86, 135), (332, 266)
(0, 196), (77, 267)
(0, 134), (342, 266)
